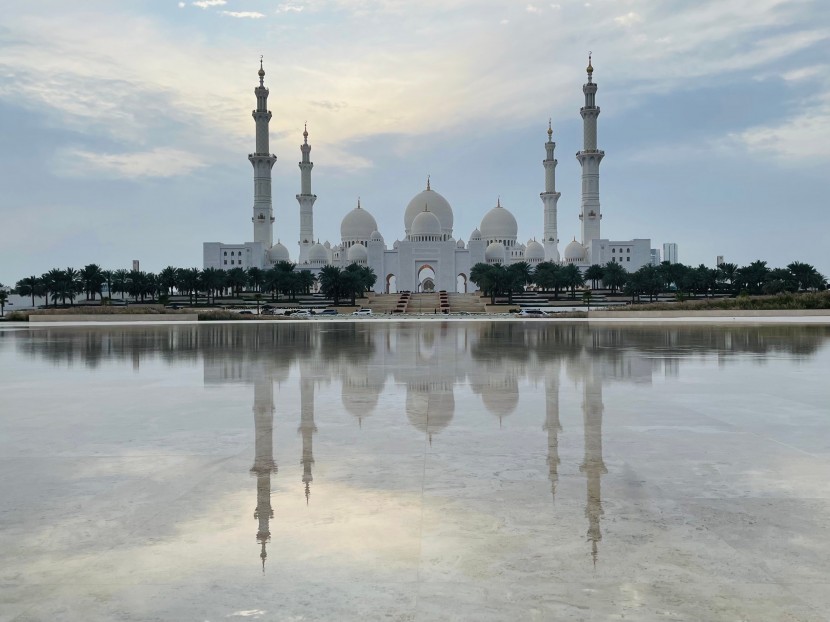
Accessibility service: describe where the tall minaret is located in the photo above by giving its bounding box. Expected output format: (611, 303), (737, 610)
(541, 120), (561, 262)
(250, 374), (277, 571)
(577, 54), (604, 247)
(297, 123), (317, 264)
(544, 360), (562, 502)
(249, 59), (277, 249)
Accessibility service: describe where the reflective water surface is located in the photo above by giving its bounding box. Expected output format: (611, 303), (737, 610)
(2, 322), (830, 621)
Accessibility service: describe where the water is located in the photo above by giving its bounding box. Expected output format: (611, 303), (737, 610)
(2, 322), (830, 621)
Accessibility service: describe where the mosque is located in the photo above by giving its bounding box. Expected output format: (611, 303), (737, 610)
(203, 56), (658, 292)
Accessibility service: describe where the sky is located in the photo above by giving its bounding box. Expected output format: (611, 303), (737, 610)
(1, 0), (829, 286)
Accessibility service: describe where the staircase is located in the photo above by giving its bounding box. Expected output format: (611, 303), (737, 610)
(447, 293), (486, 314)
(406, 293), (440, 314)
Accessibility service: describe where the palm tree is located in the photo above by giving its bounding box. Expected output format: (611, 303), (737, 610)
(15, 276), (42, 308)
(101, 270), (113, 301)
(584, 264), (604, 290)
(111, 269), (129, 301)
(505, 263), (531, 304)
(61, 268), (83, 305)
(226, 267), (249, 296)
(0, 286), (8, 317)
(533, 262), (563, 298)
(159, 266), (179, 296)
(470, 263), (498, 304)
(717, 262), (738, 292)
(562, 264), (584, 299)
(41, 269), (64, 307)
(247, 267), (264, 293)
(80, 264), (105, 301)
(318, 266), (343, 305)
(602, 262), (626, 294)
(787, 261), (823, 292)
(178, 268), (201, 305)
(200, 268), (227, 304)
(297, 269), (316, 295)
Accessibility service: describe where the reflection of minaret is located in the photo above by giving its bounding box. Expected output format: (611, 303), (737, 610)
(579, 368), (607, 566)
(250, 374), (277, 571)
(299, 378), (317, 504)
(544, 362), (562, 503)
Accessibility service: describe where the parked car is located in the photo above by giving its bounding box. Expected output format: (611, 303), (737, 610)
(238, 310), (254, 315)
(518, 308), (545, 317)
(291, 309), (312, 318)
(318, 309), (338, 316)
(352, 308), (373, 316)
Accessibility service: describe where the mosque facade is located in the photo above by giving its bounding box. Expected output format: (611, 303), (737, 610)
(203, 57), (658, 292)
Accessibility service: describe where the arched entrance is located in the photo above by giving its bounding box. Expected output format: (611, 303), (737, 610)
(457, 273), (467, 293)
(386, 274), (397, 294)
(417, 264), (436, 293)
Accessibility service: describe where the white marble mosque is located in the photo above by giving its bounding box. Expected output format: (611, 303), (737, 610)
(203, 56), (659, 293)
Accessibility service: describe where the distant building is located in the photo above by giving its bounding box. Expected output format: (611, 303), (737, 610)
(132, 260), (140, 271)
(716, 255), (724, 266)
(662, 243), (678, 264)
(650, 248), (661, 266)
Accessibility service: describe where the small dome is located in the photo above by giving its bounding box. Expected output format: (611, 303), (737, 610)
(470, 228), (482, 241)
(393, 240), (400, 249)
(525, 239), (545, 261)
(564, 239), (586, 262)
(309, 243), (328, 264)
(341, 200), (378, 243)
(269, 241), (290, 263)
(480, 200), (518, 242)
(411, 208), (442, 237)
(324, 241), (331, 249)
(347, 242), (368, 264)
(456, 239), (465, 249)
(404, 182), (453, 235)
(369, 230), (384, 242)
(485, 241), (505, 263)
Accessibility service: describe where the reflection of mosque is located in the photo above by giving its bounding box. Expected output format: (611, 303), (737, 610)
(12, 323), (830, 567)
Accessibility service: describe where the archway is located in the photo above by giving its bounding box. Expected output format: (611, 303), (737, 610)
(417, 264), (436, 293)
(457, 273), (467, 293)
(386, 274), (397, 294)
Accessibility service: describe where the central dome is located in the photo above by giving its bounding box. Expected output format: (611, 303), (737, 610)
(564, 239), (586, 263)
(404, 180), (453, 236)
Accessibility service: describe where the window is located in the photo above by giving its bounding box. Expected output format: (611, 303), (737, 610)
(612, 248), (616, 253)
(223, 251), (227, 256)
(231, 260), (234, 265)
(612, 257), (616, 262)
(626, 248), (630, 253)
(224, 260), (227, 265)
(626, 257), (630, 262)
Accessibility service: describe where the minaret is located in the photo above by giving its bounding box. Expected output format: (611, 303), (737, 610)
(299, 378), (317, 504)
(580, 368), (607, 567)
(576, 53), (604, 247)
(297, 123), (317, 264)
(249, 59), (277, 249)
(541, 120), (561, 262)
(250, 374), (277, 571)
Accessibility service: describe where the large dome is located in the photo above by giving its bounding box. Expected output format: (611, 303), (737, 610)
(480, 199), (518, 243)
(340, 200), (378, 243)
(564, 239), (586, 263)
(404, 180), (453, 236)
(268, 241), (290, 263)
(410, 208), (442, 238)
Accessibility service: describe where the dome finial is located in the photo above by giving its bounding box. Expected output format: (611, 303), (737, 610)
(303, 121), (308, 143)
(258, 56), (265, 85)
(587, 51), (593, 79)
(497, 196), (501, 208)
(357, 196), (361, 209)
(426, 174), (431, 191)
(547, 118), (553, 139)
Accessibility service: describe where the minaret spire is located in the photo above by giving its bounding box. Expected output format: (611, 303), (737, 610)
(541, 118), (562, 262)
(250, 374), (277, 572)
(299, 378), (317, 505)
(580, 367), (607, 567)
(249, 59), (277, 249)
(577, 53), (604, 250)
(297, 122), (317, 263)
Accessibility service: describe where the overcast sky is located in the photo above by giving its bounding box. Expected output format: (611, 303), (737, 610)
(1, 0), (829, 285)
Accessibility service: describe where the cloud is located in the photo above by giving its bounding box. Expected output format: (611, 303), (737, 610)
(277, 2), (306, 12)
(526, 4), (540, 13)
(614, 12), (642, 27)
(192, 0), (226, 7)
(55, 147), (210, 179)
(219, 11), (266, 18)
